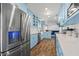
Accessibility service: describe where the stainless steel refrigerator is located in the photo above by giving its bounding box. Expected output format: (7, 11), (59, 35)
(0, 3), (30, 56)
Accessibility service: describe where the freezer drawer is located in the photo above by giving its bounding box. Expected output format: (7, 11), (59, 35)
(1, 45), (22, 56)
(7, 48), (21, 56)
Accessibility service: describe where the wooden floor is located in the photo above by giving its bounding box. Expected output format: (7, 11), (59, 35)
(31, 38), (56, 56)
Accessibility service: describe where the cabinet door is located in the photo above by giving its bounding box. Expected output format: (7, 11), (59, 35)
(56, 38), (63, 56)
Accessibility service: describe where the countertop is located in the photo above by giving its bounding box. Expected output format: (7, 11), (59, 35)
(56, 33), (79, 56)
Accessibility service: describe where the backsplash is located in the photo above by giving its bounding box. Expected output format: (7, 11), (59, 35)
(60, 24), (79, 38)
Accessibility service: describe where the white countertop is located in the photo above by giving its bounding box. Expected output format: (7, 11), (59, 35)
(56, 33), (79, 56)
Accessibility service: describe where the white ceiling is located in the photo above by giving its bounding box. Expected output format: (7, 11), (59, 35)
(27, 3), (61, 25)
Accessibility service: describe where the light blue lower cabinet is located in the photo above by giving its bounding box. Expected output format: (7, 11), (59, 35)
(56, 47), (63, 56)
(56, 38), (63, 56)
(41, 31), (51, 39)
(30, 34), (38, 48)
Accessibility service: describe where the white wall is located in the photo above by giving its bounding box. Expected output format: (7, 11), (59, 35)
(45, 24), (59, 31)
(48, 25), (59, 30)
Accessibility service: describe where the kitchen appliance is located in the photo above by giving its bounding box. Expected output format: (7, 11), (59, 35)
(0, 3), (30, 56)
(67, 3), (79, 18)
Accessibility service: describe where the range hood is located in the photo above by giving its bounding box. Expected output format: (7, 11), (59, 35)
(67, 3), (79, 18)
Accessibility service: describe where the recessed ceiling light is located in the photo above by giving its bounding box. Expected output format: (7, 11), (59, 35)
(44, 9), (51, 16)
(48, 15), (50, 18)
(46, 12), (50, 15)
(45, 8), (48, 10)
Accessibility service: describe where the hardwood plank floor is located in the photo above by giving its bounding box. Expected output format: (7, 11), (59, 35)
(31, 38), (56, 56)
